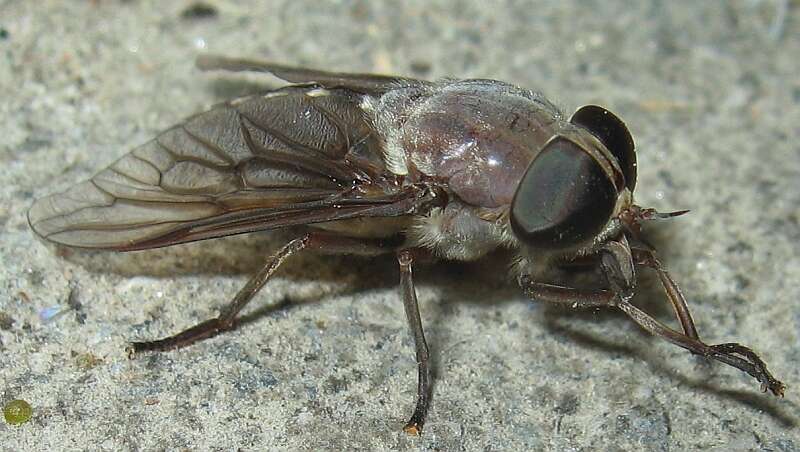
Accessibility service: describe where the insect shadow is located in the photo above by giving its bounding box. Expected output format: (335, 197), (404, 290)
(52, 229), (320, 277)
(543, 311), (798, 428)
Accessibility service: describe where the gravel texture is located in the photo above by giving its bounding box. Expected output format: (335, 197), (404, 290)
(1, 1), (799, 450)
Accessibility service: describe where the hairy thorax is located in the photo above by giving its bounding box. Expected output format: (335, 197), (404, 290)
(367, 79), (564, 261)
(407, 200), (512, 261)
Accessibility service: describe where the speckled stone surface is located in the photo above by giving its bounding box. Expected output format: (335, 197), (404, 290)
(1, 1), (798, 450)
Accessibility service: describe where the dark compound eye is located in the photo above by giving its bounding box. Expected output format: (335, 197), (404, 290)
(570, 105), (637, 191)
(511, 138), (617, 249)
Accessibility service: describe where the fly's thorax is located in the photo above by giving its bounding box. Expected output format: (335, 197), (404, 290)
(369, 80), (636, 265)
(373, 79), (564, 209)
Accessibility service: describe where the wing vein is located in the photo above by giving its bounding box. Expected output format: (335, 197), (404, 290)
(179, 125), (237, 166)
(238, 117), (354, 183)
(89, 179), (118, 202)
(307, 96), (351, 151)
(235, 108), (330, 160)
(107, 165), (153, 187)
(131, 154), (164, 186)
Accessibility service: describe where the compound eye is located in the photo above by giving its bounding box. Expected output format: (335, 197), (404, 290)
(570, 105), (637, 191)
(511, 138), (617, 249)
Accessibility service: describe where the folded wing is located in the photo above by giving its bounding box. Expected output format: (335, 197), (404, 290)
(29, 84), (413, 251)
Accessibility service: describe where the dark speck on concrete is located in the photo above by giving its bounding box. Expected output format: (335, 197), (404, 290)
(20, 136), (53, 153)
(657, 169), (676, 188)
(0, 312), (14, 330)
(324, 376), (349, 394)
(726, 240), (754, 255)
(615, 405), (671, 452)
(554, 393), (579, 415)
(233, 368), (278, 393)
(732, 274), (751, 290)
(305, 385), (318, 401)
(181, 2), (218, 20)
(0, 28), (8, 40)
(66, 283), (86, 325)
(24, 268), (44, 287)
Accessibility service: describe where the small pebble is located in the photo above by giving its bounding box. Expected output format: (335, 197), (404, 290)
(3, 399), (33, 425)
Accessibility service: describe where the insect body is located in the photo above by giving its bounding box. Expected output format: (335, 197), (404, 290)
(28, 56), (784, 434)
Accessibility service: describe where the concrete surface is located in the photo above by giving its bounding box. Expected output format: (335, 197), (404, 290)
(1, 1), (799, 450)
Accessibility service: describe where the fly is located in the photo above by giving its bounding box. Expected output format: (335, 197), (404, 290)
(28, 55), (785, 434)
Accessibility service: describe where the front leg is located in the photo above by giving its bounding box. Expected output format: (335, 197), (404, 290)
(630, 246), (699, 340)
(519, 243), (785, 396)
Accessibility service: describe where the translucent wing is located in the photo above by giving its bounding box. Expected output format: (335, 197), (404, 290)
(29, 84), (425, 251)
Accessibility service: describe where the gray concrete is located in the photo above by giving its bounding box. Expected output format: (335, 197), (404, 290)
(1, 1), (798, 450)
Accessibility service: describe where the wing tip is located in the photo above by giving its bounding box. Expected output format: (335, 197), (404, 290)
(27, 195), (55, 240)
(27, 200), (44, 240)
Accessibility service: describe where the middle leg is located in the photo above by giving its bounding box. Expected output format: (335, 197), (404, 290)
(397, 249), (432, 436)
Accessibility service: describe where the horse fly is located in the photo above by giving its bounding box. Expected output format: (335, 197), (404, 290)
(28, 56), (785, 434)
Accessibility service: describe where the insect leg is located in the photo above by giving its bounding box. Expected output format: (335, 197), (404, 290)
(618, 205), (699, 338)
(599, 238), (699, 340)
(630, 247), (699, 340)
(613, 298), (785, 396)
(518, 276), (613, 308)
(128, 233), (393, 357)
(397, 249), (432, 436)
(518, 274), (785, 396)
(599, 244), (784, 396)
